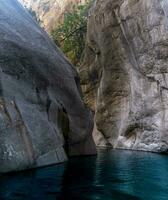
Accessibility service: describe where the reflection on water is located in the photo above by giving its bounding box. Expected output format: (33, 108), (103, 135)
(0, 149), (168, 200)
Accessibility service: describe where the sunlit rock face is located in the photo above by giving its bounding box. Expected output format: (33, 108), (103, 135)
(80, 0), (168, 152)
(0, 0), (96, 173)
(19, 0), (86, 32)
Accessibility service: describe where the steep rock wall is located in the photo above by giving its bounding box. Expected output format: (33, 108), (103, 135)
(0, 0), (96, 173)
(80, 0), (168, 152)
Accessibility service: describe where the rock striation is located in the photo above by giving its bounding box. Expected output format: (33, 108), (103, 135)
(80, 0), (168, 152)
(0, 0), (96, 173)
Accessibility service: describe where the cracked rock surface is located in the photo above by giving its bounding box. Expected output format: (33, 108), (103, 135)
(80, 0), (168, 152)
(0, 0), (96, 173)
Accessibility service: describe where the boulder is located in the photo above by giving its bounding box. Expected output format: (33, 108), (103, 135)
(0, 0), (96, 173)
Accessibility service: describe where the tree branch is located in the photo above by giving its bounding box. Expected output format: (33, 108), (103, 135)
(60, 25), (86, 43)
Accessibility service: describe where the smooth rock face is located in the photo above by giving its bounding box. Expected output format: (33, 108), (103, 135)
(19, 0), (87, 32)
(0, 0), (96, 173)
(80, 0), (168, 152)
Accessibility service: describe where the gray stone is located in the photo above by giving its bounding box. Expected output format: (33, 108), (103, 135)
(0, 0), (96, 173)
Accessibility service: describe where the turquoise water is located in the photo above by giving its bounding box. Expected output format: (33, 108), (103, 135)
(0, 149), (168, 200)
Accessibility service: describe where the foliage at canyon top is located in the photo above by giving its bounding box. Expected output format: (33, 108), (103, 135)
(51, 0), (92, 65)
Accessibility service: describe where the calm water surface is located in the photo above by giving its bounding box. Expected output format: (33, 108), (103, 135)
(0, 149), (168, 200)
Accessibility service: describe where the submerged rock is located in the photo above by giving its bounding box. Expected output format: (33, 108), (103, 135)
(80, 0), (168, 152)
(0, 0), (96, 173)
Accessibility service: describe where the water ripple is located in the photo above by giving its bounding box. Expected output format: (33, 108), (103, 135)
(0, 149), (168, 200)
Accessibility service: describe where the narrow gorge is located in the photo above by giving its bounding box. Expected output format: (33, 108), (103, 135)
(1, 0), (168, 200)
(21, 0), (168, 153)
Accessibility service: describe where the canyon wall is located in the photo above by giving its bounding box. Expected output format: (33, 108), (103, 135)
(0, 0), (96, 173)
(20, 0), (86, 32)
(80, 0), (168, 152)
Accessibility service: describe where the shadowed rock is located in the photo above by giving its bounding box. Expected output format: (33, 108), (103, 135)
(0, 0), (96, 173)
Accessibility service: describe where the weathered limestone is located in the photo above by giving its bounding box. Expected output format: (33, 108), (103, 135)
(0, 0), (96, 173)
(80, 0), (168, 152)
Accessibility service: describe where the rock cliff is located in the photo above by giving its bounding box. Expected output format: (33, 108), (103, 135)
(20, 0), (86, 32)
(80, 0), (168, 152)
(0, 0), (96, 173)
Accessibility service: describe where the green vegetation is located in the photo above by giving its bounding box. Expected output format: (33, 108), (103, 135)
(51, 1), (92, 65)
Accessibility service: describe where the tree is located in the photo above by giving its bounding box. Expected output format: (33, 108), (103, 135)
(51, 1), (92, 65)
